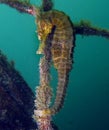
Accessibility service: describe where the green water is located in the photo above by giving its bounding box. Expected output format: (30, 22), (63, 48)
(0, 0), (109, 130)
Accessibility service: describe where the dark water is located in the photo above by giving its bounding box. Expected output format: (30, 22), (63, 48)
(0, 0), (109, 130)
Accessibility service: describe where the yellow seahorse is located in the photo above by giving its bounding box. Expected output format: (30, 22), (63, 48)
(36, 10), (74, 115)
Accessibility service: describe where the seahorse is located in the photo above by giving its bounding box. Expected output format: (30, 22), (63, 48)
(36, 10), (74, 115)
(50, 10), (73, 114)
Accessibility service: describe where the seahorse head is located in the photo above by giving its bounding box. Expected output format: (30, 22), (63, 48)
(36, 12), (53, 54)
(37, 19), (52, 41)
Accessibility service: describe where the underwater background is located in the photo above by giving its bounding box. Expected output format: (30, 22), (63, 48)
(0, 0), (109, 130)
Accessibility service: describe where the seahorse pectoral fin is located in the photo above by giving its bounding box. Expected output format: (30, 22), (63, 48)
(74, 20), (109, 39)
